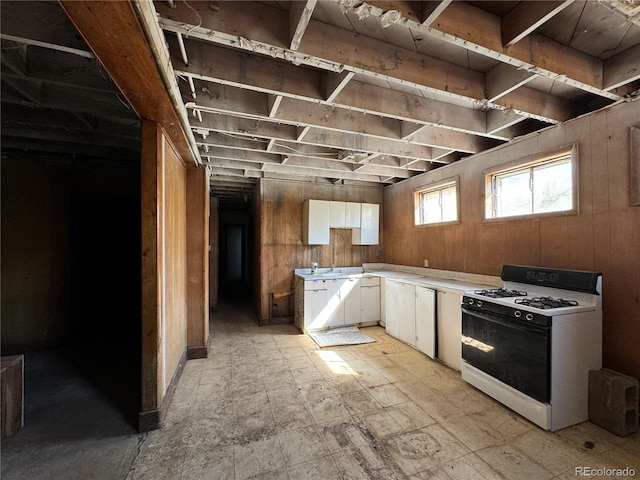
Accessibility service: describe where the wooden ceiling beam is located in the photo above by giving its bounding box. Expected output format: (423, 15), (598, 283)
(59, 0), (198, 167)
(192, 115), (298, 142)
(172, 37), (480, 138)
(186, 86), (435, 161)
(357, 0), (617, 100)
(323, 71), (355, 103)
(172, 34), (567, 136)
(404, 125), (498, 153)
(200, 144), (415, 179)
(485, 63), (537, 103)
(603, 44), (640, 91)
(486, 109), (526, 136)
(501, 1), (575, 47)
(160, 2), (572, 130)
(289, 0), (317, 51)
(156, 1), (483, 100)
(422, 1), (453, 26)
(204, 155), (393, 182)
(496, 88), (572, 123)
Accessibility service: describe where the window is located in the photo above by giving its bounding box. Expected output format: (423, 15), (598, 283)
(485, 146), (577, 219)
(414, 179), (459, 225)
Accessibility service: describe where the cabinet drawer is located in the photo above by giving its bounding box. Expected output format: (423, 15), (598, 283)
(304, 280), (328, 291)
(360, 277), (380, 287)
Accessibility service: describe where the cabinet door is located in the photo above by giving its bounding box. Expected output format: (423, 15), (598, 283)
(345, 202), (361, 228)
(304, 288), (328, 331)
(415, 286), (436, 359)
(385, 280), (400, 338)
(329, 201), (346, 227)
(342, 277), (361, 325)
(303, 199), (330, 245)
(352, 203), (379, 245)
(360, 285), (380, 324)
(437, 291), (463, 370)
(326, 279), (346, 328)
(396, 282), (416, 346)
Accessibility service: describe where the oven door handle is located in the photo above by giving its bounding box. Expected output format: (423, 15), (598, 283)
(461, 306), (548, 333)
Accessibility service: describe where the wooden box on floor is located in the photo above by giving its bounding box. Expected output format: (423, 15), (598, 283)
(1, 355), (24, 439)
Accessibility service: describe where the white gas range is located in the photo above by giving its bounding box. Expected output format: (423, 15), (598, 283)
(460, 265), (602, 431)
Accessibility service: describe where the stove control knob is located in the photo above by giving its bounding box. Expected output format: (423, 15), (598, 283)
(477, 300), (483, 307)
(468, 298), (474, 305)
(525, 313), (534, 321)
(514, 310), (522, 318)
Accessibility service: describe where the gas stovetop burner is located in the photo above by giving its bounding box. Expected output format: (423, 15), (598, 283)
(514, 296), (579, 310)
(474, 288), (528, 298)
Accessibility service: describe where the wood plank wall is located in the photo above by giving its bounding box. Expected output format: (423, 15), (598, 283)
(210, 197), (219, 312)
(141, 121), (190, 427)
(383, 100), (640, 381)
(186, 168), (210, 358)
(255, 179), (384, 322)
(162, 134), (188, 392)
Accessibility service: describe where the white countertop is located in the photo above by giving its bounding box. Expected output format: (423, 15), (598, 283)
(295, 265), (499, 293)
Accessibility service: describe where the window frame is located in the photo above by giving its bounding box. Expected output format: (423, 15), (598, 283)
(413, 177), (460, 226)
(483, 144), (579, 221)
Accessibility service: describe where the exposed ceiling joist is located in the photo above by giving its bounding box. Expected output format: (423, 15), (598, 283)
(4, 0), (638, 204)
(501, 0), (575, 47)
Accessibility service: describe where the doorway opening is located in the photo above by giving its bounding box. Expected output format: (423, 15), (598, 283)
(217, 203), (253, 309)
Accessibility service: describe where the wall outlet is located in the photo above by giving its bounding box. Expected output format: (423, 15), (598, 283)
(424, 259), (429, 267)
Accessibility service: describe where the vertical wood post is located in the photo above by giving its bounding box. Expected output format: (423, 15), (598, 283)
(186, 167), (210, 358)
(140, 119), (164, 431)
(209, 197), (219, 313)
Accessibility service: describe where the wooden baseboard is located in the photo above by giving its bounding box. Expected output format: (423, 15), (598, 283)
(137, 348), (188, 432)
(187, 344), (209, 359)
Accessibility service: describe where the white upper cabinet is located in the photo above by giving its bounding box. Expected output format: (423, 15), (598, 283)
(352, 203), (379, 245)
(329, 201), (346, 228)
(345, 202), (361, 228)
(303, 200), (378, 245)
(302, 199), (330, 245)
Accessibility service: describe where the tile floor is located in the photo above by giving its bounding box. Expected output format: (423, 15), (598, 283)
(126, 300), (640, 480)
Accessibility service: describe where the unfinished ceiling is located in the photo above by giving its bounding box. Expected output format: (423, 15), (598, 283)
(2, 1), (640, 207)
(155, 0), (640, 202)
(0, 1), (140, 165)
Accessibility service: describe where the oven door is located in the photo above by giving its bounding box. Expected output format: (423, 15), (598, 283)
(462, 306), (551, 403)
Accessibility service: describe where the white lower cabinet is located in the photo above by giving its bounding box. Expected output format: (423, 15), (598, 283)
(360, 284), (381, 323)
(385, 280), (401, 338)
(436, 290), (463, 370)
(343, 277), (361, 325)
(304, 287), (328, 331)
(326, 279), (346, 328)
(415, 286), (436, 359)
(395, 282), (417, 347)
(385, 280), (436, 358)
(298, 275), (381, 333)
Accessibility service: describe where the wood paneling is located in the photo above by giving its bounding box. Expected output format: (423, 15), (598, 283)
(255, 179), (384, 322)
(186, 167), (210, 358)
(163, 136), (187, 391)
(383, 100), (640, 381)
(141, 120), (163, 415)
(210, 197), (219, 312)
(141, 121), (192, 428)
